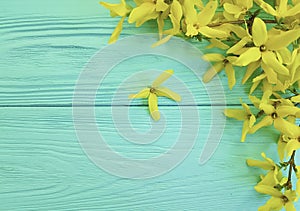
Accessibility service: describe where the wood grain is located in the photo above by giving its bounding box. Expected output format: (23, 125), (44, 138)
(0, 107), (276, 210)
(0, 15), (259, 107)
(0, 0), (295, 210)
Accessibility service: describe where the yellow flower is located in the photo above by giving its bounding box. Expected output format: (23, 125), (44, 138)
(248, 152), (286, 189)
(247, 152), (277, 171)
(182, 1), (229, 38)
(202, 53), (237, 89)
(223, 0), (253, 19)
(100, 0), (131, 43)
(232, 18), (300, 84)
(224, 100), (256, 142)
(163, 1), (183, 36)
(284, 126), (300, 157)
(128, 0), (183, 45)
(255, 187), (297, 211)
(129, 70), (181, 121)
(255, 0), (300, 18)
(249, 90), (300, 136)
(152, 0), (183, 46)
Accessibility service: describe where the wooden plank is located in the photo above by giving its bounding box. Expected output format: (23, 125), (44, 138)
(0, 14), (258, 107)
(0, 107), (288, 210)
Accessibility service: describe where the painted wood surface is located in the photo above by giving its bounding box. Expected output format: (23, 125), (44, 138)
(0, 1), (298, 210)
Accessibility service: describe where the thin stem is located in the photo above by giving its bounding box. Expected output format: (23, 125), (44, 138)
(285, 150), (296, 190)
(207, 19), (277, 27)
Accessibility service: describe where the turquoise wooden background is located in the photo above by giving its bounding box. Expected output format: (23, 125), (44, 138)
(1, 0), (299, 210)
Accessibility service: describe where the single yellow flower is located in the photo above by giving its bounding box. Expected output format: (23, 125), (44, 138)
(255, 0), (300, 18)
(256, 188), (297, 211)
(202, 53), (237, 89)
(232, 18), (300, 84)
(224, 101), (256, 142)
(223, 0), (253, 19)
(129, 70), (181, 121)
(182, 1), (229, 38)
(249, 90), (300, 136)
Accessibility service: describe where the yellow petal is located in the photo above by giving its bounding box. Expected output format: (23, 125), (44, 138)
(241, 120), (250, 142)
(128, 2), (156, 24)
(242, 61), (261, 84)
(206, 38), (230, 49)
(274, 117), (300, 137)
(148, 93), (160, 121)
(221, 23), (248, 38)
(261, 62), (277, 84)
(202, 62), (224, 82)
(266, 28), (300, 50)
(198, 26), (229, 38)
(108, 16), (126, 44)
(249, 115), (256, 128)
(283, 2), (300, 17)
(185, 24), (199, 36)
(254, 185), (283, 197)
(181, 0), (198, 23)
(224, 108), (247, 121)
(202, 53), (225, 62)
(277, 136), (287, 161)
(129, 88), (150, 99)
(285, 202), (296, 211)
(277, 105), (300, 117)
(151, 35), (173, 47)
(258, 170), (279, 186)
(156, 86), (181, 102)
(285, 190), (297, 202)
(100, 0), (130, 17)
(246, 159), (274, 170)
(259, 103), (275, 115)
(286, 139), (300, 157)
(252, 73), (266, 83)
(235, 47), (261, 66)
(197, 1), (218, 26)
(165, 1), (182, 34)
(249, 116), (273, 133)
(225, 63), (236, 90)
(291, 95), (300, 103)
(276, 48), (292, 65)
(262, 51), (289, 76)
(250, 80), (262, 94)
(277, 0), (288, 15)
(155, 0), (169, 11)
(258, 197), (283, 211)
(254, 0), (278, 16)
(223, 3), (243, 16)
(249, 95), (261, 108)
(227, 36), (251, 54)
(252, 18), (268, 46)
(152, 69), (174, 87)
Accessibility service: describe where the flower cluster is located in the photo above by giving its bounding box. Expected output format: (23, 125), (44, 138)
(101, 0), (300, 210)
